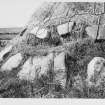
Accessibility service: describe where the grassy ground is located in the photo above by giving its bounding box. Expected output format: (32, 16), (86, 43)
(0, 38), (105, 98)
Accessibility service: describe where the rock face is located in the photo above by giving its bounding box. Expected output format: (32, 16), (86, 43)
(87, 57), (105, 87)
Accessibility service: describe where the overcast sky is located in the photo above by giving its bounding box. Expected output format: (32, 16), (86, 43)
(0, 0), (43, 27)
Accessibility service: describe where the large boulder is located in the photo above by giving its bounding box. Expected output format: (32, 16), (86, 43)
(87, 57), (105, 87)
(85, 25), (98, 39)
(57, 21), (74, 35)
(30, 27), (50, 39)
(85, 25), (105, 39)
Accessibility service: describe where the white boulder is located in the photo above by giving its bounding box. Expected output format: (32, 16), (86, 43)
(87, 57), (105, 87)
(37, 28), (48, 39)
(85, 25), (98, 39)
(30, 26), (39, 35)
(85, 25), (105, 39)
(1, 53), (23, 71)
(17, 53), (53, 81)
(0, 45), (12, 61)
(57, 21), (74, 35)
(30, 27), (48, 39)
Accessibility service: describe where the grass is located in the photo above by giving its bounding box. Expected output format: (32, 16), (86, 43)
(0, 38), (105, 98)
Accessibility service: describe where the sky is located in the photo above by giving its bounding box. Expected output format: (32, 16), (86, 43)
(0, 0), (43, 27)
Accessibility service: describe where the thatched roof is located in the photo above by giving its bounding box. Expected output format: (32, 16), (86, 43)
(27, 2), (105, 30)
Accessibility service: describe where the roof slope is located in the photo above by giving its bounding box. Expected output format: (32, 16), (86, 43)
(28, 2), (105, 29)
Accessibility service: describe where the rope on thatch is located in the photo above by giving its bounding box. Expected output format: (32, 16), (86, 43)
(19, 28), (28, 36)
(95, 15), (102, 42)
